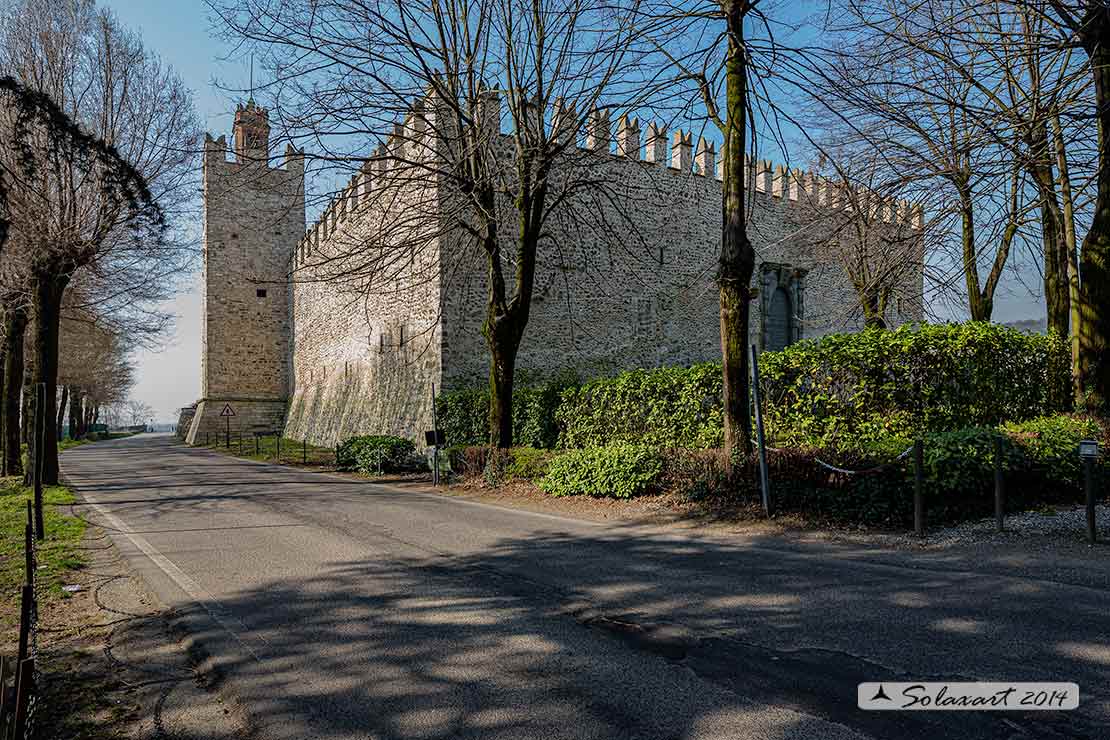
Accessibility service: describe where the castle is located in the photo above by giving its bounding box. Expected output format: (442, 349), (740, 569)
(182, 97), (924, 446)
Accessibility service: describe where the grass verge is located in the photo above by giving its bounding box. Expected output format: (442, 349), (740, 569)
(197, 432), (339, 468)
(0, 479), (86, 635)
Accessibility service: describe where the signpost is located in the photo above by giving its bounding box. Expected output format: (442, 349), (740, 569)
(1080, 439), (1100, 544)
(750, 345), (771, 518)
(219, 403), (236, 449)
(426, 384), (445, 486)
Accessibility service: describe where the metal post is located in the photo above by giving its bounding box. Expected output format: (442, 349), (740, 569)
(914, 439), (925, 536)
(303, 437), (307, 465)
(1085, 456), (1097, 545)
(750, 345), (771, 517)
(277, 434), (282, 459)
(255, 434), (259, 456)
(431, 382), (440, 487)
(225, 415), (230, 448)
(12, 657), (33, 740)
(25, 503), (33, 580)
(994, 435), (1005, 532)
(32, 382), (45, 540)
(16, 584), (31, 667)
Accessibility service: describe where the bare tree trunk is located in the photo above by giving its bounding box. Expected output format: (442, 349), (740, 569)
(56, 384), (68, 442)
(1051, 111), (1082, 403)
(68, 387), (80, 439)
(25, 273), (67, 486)
(861, 289), (888, 329)
(3, 307), (26, 476)
(1027, 122), (1070, 338)
(956, 185), (993, 322)
(718, 1), (755, 462)
(1077, 15), (1110, 412)
(20, 312), (33, 447)
(481, 177), (539, 449)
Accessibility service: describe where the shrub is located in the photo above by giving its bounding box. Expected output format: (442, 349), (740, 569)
(446, 445), (490, 477)
(506, 447), (556, 481)
(1001, 414), (1102, 489)
(760, 323), (1071, 450)
(539, 445), (663, 498)
(557, 364), (722, 449)
(337, 435), (416, 473)
(436, 371), (579, 448)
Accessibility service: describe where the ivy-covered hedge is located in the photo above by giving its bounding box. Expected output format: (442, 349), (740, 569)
(337, 435), (416, 473)
(436, 372), (578, 448)
(760, 323), (1071, 450)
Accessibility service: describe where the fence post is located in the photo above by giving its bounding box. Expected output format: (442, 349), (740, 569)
(33, 382), (45, 540)
(994, 435), (1005, 532)
(12, 657), (33, 740)
(303, 438), (307, 465)
(1085, 456), (1097, 545)
(276, 434), (282, 459)
(25, 503), (33, 581)
(750, 344), (771, 518)
(255, 434), (259, 456)
(16, 584), (31, 668)
(913, 439), (925, 536)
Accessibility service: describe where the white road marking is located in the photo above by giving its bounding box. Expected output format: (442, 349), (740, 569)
(69, 474), (268, 665)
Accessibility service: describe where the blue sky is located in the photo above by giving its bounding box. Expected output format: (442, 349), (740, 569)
(103, 0), (1044, 423)
(101, 0), (245, 423)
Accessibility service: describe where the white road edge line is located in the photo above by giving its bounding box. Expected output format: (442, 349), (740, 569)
(69, 475), (268, 666)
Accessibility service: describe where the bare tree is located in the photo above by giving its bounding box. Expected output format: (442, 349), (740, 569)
(211, 0), (651, 447)
(1028, 1), (1110, 410)
(0, 0), (199, 482)
(799, 148), (925, 328)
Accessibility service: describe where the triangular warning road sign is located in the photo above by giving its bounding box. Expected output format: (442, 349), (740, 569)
(219, 403), (236, 417)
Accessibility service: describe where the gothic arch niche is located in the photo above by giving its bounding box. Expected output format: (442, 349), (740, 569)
(760, 263), (806, 351)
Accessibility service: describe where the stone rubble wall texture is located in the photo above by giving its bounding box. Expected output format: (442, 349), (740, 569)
(283, 131), (447, 447)
(186, 127), (305, 444)
(201, 97), (924, 448)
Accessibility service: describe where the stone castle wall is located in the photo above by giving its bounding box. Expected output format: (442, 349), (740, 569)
(186, 124), (305, 444)
(276, 104), (923, 447)
(283, 137), (447, 446)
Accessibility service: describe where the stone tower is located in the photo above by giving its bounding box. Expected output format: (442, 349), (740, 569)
(186, 101), (305, 444)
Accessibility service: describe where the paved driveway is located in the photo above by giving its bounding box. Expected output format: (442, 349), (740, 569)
(61, 434), (1108, 739)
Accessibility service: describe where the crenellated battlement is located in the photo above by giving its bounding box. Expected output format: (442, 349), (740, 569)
(295, 93), (925, 268)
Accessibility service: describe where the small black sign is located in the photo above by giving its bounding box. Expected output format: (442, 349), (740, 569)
(425, 429), (446, 447)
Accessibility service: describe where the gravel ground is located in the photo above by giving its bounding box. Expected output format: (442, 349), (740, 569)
(879, 503), (1110, 549)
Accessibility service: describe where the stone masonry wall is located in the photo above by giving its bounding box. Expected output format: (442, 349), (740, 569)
(439, 124), (924, 391)
(187, 129), (305, 444)
(274, 100), (923, 447)
(283, 133), (445, 447)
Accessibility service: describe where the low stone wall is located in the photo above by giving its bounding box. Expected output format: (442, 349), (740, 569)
(185, 398), (288, 445)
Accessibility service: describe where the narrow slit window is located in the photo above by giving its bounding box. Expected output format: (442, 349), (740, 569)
(256, 288), (267, 298)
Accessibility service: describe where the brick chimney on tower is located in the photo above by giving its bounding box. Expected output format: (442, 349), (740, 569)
(233, 100), (270, 163)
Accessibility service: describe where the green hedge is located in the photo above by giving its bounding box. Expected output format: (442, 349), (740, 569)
(557, 364), (723, 449)
(436, 371), (578, 448)
(760, 323), (1071, 450)
(766, 422), (1103, 526)
(539, 445), (663, 498)
(1001, 414), (1102, 489)
(337, 435), (416, 473)
(437, 324), (1070, 452)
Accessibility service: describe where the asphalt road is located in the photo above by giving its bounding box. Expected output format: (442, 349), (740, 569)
(61, 434), (1108, 740)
